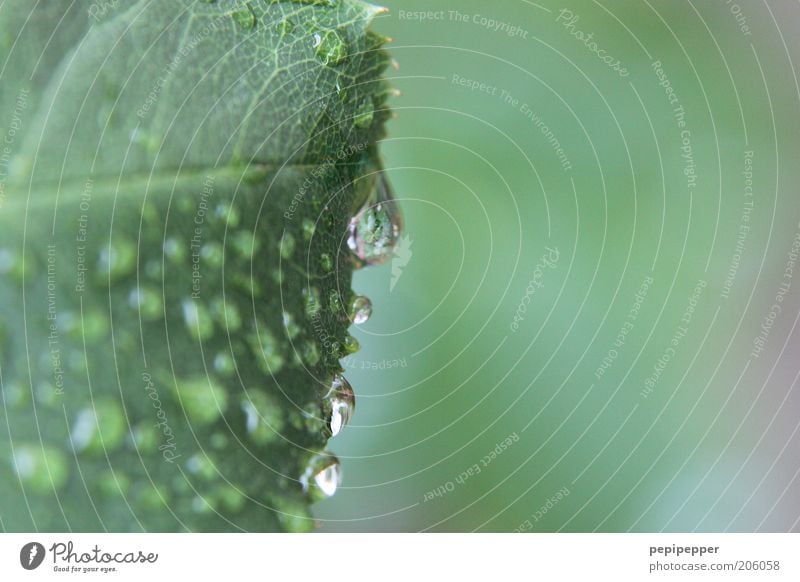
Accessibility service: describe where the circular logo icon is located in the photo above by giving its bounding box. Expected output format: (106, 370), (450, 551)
(20, 542), (46, 570)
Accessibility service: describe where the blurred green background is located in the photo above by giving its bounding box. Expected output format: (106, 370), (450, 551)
(316, 0), (800, 532)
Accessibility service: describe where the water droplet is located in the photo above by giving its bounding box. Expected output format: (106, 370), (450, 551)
(70, 400), (125, 454)
(128, 287), (163, 320)
(211, 298), (241, 331)
(186, 453), (217, 480)
(200, 242), (224, 268)
(0, 248), (16, 274)
(353, 100), (375, 129)
(301, 453), (341, 499)
(280, 232), (295, 260)
(282, 311), (300, 339)
(313, 30), (348, 66)
(278, 18), (295, 36)
(172, 377), (228, 425)
(250, 330), (285, 374)
(232, 5), (256, 29)
(98, 239), (136, 280)
(216, 485), (246, 512)
(342, 333), (360, 355)
(12, 445), (69, 493)
(240, 391), (283, 445)
(2, 381), (25, 407)
(210, 433), (228, 449)
(182, 299), (214, 340)
(163, 237), (186, 263)
(350, 295), (372, 324)
(128, 423), (158, 452)
(304, 287), (321, 316)
(320, 252), (333, 272)
(213, 352), (236, 376)
(302, 342), (320, 366)
(98, 471), (129, 497)
(232, 231), (260, 259)
(214, 203), (240, 227)
(138, 485), (170, 511)
(70, 408), (97, 453)
(302, 219), (316, 240)
(191, 495), (213, 513)
(326, 374), (355, 437)
(347, 174), (403, 267)
(145, 259), (162, 280)
(328, 289), (342, 312)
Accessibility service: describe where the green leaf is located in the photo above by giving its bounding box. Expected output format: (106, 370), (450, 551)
(0, 0), (391, 531)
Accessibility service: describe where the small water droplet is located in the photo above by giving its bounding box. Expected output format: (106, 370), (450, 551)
(232, 231), (259, 259)
(145, 259), (161, 280)
(350, 295), (372, 325)
(70, 400), (125, 454)
(0, 248), (16, 274)
(304, 286), (321, 316)
(191, 495), (213, 513)
(301, 453), (341, 498)
(241, 392), (283, 445)
(214, 352), (236, 376)
(347, 174), (403, 267)
(326, 374), (355, 437)
(99, 238), (137, 279)
(282, 311), (300, 339)
(200, 242), (224, 268)
(320, 252), (333, 272)
(12, 445), (69, 493)
(162, 237), (186, 263)
(302, 342), (320, 366)
(217, 485), (246, 512)
(128, 287), (163, 320)
(70, 408), (97, 453)
(342, 333), (360, 355)
(353, 100), (375, 129)
(280, 232), (295, 260)
(232, 5), (256, 29)
(251, 330), (285, 374)
(302, 219), (316, 240)
(278, 18), (295, 36)
(313, 30), (348, 66)
(328, 289), (342, 312)
(214, 202), (240, 227)
(211, 298), (242, 331)
(182, 299), (214, 340)
(210, 433), (228, 449)
(186, 453), (217, 480)
(172, 377), (228, 425)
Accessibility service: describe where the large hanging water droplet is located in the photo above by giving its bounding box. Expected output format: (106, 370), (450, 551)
(347, 174), (403, 268)
(300, 453), (342, 499)
(350, 295), (372, 325)
(326, 374), (355, 437)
